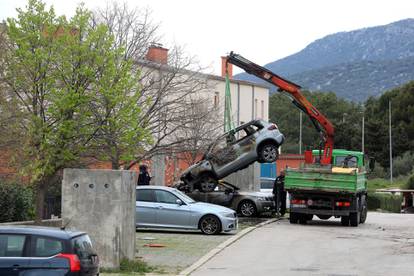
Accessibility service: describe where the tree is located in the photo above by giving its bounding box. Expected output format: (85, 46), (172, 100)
(93, 2), (217, 169)
(1, 0), (146, 220)
(269, 91), (363, 154)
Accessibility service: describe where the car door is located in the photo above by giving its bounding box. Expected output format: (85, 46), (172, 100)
(231, 126), (260, 168)
(0, 234), (30, 276)
(26, 235), (68, 275)
(154, 190), (192, 229)
(136, 189), (158, 227)
(209, 134), (240, 178)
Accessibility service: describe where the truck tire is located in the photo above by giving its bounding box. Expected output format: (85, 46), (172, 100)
(360, 197), (368, 224)
(341, 216), (349, 226)
(349, 212), (360, 227)
(299, 214), (308, 224)
(289, 212), (299, 224)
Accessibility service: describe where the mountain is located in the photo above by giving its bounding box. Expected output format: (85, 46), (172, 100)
(235, 19), (414, 102)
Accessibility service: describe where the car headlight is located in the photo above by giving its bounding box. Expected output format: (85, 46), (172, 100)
(221, 212), (236, 218)
(257, 197), (267, 201)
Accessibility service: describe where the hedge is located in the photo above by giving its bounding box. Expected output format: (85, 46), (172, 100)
(0, 181), (34, 222)
(367, 192), (403, 213)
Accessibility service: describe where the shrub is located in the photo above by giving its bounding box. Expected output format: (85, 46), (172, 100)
(367, 192), (403, 213)
(406, 173), (414, 190)
(393, 151), (414, 177)
(0, 181), (34, 222)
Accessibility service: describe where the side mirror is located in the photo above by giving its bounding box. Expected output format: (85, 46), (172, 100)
(176, 199), (183, 206)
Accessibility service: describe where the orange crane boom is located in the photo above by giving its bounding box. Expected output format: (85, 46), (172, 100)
(226, 52), (334, 164)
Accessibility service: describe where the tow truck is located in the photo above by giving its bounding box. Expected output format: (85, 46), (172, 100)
(226, 52), (368, 226)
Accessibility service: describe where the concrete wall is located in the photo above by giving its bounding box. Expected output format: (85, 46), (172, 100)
(62, 169), (137, 269)
(224, 162), (260, 192)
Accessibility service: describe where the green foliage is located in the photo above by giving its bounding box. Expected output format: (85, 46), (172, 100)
(101, 258), (157, 274)
(367, 177), (407, 192)
(270, 91), (363, 153)
(365, 81), (414, 168)
(367, 192), (403, 213)
(1, 0), (149, 218)
(0, 181), (34, 222)
(391, 151), (414, 177)
(406, 174), (414, 190)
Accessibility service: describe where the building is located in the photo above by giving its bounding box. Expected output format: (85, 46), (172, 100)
(142, 45), (270, 189)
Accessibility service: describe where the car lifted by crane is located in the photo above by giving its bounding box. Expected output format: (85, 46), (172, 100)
(226, 52), (367, 226)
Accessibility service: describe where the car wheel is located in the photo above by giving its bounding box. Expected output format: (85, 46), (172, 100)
(199, 215), (222, 235)
(199, 175), (217, 192)
(238, 200), (257, 217)
(259, 143), (279, 163)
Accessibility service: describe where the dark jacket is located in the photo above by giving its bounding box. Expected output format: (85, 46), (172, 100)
(138, 170), (151, 186)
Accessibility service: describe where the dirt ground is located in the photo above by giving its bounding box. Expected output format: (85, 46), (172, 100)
(133, 217), (270, 274)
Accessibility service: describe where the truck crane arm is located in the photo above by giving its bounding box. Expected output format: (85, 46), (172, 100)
(226, 52), (334, 165)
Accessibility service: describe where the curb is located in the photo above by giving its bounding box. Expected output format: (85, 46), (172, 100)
(178, 217), (280, 276)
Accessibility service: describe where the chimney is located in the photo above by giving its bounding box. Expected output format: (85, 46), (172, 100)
(146, 43), (169, 64)
(221, 56), (233, 78)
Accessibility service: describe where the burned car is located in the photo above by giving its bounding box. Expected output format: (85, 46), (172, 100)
(180, 120), (284, 192)
(182, 181), (275, 217)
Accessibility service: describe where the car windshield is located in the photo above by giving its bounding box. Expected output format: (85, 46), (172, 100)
(173, 189), (196, 203)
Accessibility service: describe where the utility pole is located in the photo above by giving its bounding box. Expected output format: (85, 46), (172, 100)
(299, 111), (302, 154)
(362, 115), (365, 153)
(389, 100), (393, 184)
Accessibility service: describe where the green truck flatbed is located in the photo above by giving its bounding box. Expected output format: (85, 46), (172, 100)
(285, 165), (367, 194)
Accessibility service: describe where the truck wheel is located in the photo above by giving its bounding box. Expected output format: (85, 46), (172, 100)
(360, 197), (368, 224)
(299, 214), (307, 225)
(289, 212), (299, 224)
(349, 212), (360, 227)
(341, 216), (349, 226)
(306, 214), (313, 221)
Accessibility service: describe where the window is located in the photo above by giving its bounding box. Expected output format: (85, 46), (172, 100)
(155, 190), (179, 204)
(33, 237), (63, 257)
(72, 234), (95, 260)
(261, 100), (264, 119)
(136, 189), (155, 202)
(255, 99), (258, 118)
(0, 234), (26, 257)
(214, 92), (219, 107)
(335, 155), (358, 168)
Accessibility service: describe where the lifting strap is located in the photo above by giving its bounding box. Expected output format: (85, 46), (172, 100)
(224, 63), (235, 132)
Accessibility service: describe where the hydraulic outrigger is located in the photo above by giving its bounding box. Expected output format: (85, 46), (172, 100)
(226, 52), (335, 164)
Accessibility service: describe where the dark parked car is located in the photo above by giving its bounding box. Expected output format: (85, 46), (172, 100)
(0, 226), (99, 276)
(183, 181), (275, 217)
(180, 120), (285, 192)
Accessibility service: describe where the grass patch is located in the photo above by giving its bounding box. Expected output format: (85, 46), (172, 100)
(367, 176), (408, 191)
(101, 258), (161, 275)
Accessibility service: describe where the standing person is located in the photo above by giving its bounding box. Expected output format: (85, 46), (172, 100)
(273, 170), (287, 216)
(137, 165), (151, 186)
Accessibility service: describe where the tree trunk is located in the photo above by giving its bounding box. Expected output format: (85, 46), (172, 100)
(34, 182), (46, 224)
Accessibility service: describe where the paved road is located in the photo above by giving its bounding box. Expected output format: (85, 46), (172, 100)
(191, 212), (414, 276)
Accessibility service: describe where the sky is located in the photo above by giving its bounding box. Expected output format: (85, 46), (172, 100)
(1, 0), (413, 75)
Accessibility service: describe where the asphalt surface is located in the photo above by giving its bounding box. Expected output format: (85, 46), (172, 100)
(191, 212), (414, 276)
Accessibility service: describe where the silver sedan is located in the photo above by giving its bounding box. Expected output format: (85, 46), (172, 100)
(136, 186), (238, 235)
